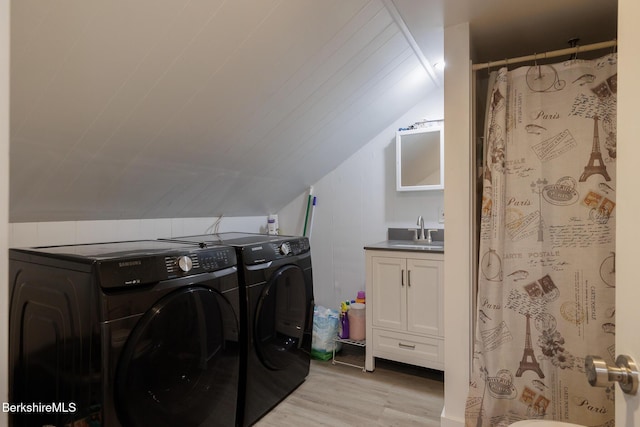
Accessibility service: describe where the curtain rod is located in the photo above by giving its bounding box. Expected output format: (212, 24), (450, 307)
(472, 39), (617, 71)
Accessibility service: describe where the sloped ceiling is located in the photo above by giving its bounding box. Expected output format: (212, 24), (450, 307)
(10, 0), (441, 222)
(10, 0), (616, 223)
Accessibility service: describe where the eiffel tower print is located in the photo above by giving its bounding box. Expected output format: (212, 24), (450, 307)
(579, 115), (611, 182)
(515, 313), (545, 378)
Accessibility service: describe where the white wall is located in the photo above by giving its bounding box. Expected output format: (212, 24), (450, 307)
(1, 0), (9, 425)
(278, 93), (444, 310)
(615, 0), (640, 424)
(9, 216), (267, 247)
(441, 22), (472, 427)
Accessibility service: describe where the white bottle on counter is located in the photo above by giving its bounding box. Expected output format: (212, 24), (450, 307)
(267, 214), (279, 235)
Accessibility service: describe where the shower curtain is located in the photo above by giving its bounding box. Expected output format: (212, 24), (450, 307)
(466, 54), (617, 427)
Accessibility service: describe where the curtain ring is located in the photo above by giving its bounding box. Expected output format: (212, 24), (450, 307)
(575, 44), (580, 60)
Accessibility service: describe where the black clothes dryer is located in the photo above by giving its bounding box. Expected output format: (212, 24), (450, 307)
(162, 233), (314, 427)
(9, 240), (241, 427)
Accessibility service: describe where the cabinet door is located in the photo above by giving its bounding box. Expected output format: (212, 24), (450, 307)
(406, 258), (442, 336)
(371, 256), (406, 331)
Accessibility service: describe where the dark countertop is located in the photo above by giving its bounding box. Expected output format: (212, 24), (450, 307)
(364, 239), (444, 254)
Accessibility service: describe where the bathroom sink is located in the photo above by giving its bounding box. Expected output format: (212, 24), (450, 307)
(387, 241), (444, 250)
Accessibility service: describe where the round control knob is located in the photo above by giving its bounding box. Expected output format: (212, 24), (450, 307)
(176, 255), (193, 272)
(279, 242), (291, 256)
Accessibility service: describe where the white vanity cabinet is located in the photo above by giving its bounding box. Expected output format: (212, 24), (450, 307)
(364, 249), (444, 372)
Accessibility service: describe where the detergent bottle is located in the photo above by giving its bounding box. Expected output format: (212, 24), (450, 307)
(338, 301), (350, 339)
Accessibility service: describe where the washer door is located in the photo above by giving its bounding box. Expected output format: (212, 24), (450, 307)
(115, 287), (238, 427)
(255, 264), (308, 370)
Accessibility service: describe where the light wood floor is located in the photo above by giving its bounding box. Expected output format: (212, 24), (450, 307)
(255, 346), (445, 426)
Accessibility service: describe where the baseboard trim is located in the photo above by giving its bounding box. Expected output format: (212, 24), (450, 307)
(441, 406), (465, 427)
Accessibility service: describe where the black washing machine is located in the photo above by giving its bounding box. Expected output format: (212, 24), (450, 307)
(9, 240), (241, 427)
(161, 233), (314, 427)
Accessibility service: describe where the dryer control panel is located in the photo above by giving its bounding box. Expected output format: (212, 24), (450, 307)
(241, 238), (310, 265)
(277, 238), (310, 256)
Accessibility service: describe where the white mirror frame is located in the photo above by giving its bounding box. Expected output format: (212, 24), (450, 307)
(396, 125), (444, 191)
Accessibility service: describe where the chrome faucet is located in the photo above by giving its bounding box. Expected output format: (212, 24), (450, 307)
(417, 216), (425, 240)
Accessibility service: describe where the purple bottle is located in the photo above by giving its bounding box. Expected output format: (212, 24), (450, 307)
(339, 312), (350, 339)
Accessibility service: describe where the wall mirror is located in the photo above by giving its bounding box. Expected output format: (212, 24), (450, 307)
(396, 125), (444, 191)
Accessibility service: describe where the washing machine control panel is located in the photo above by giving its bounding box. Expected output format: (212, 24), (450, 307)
(176, 255), (193, 272)
(165, 247), (237, 277)
(197, 248), (237, 271)
(97, 247), (237, 288)
(278, 242), (291, 256)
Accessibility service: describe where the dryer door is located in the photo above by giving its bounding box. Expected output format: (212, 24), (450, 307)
(115, 286), (239, 427)
(255, 264), (309, 370)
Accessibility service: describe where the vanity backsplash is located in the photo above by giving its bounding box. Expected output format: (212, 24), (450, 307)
(388, 227), (444, 242)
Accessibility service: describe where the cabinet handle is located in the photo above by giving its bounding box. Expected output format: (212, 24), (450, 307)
(408, 270), (411, 287)
(398, 342), (416, 350)
(401, 269), (405, 286)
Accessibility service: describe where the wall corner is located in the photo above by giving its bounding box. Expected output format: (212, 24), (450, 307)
(442, 21), (472, 427)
